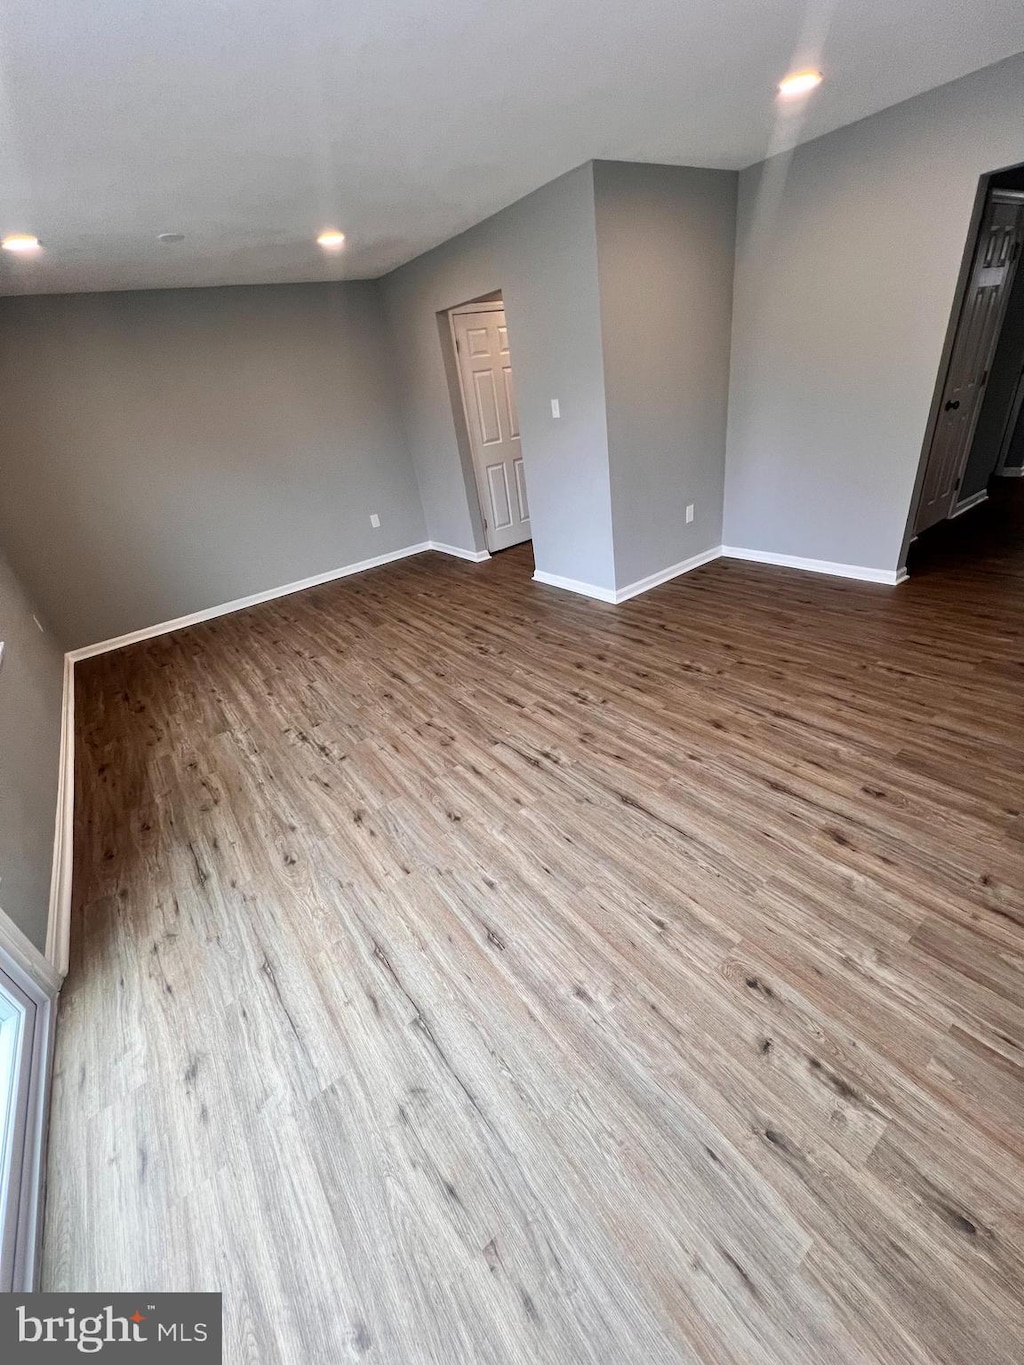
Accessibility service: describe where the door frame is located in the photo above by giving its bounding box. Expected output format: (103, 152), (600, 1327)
(0, 907), (59, 1292)
(949, 188), (1024, 513)
(447, 299), (531, 555)
(911, 185), (1024, 533)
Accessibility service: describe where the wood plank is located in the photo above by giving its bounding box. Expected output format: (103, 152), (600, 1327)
(46, 486), (1024, 1362)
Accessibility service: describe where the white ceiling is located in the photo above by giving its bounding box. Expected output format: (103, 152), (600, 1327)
(0, 0), (1022, 295)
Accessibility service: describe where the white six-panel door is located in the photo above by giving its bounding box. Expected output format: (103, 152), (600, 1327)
(451, 305), (531, 553)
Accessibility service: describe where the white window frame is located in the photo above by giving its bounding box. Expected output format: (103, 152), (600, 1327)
(0, 907), (59, 1292)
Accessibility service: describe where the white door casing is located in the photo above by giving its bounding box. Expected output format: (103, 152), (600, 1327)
(451, 304), (531, 553)
(916, 190), (1024, 533)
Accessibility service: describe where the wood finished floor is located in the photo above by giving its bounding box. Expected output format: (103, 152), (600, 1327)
(45, 491), (1024, 1364)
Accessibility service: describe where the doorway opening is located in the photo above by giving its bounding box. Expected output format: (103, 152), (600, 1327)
(447, 294), (532, 556)
(912, 163), (1024, 542)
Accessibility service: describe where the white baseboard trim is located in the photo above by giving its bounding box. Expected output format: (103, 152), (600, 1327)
(721, 545), (906, 586)
(532, 570), (618, 603)
(48, 529), (908, 977)
(538, 541), (906, 602)
(950, 489), (989, 518)
(612, 546), (721, 603)
(429, 541), (491, 562)
(996, 464), (1024, 477)
(45, 656), (75, 978)
(66, 542), (433, 662)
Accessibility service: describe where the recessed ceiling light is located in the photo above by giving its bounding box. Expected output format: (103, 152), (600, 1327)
(158, 232), (185, 243)
(317, 230), (346, 250)
(778, 70), (823, 98)
(1, 234), (41, 253)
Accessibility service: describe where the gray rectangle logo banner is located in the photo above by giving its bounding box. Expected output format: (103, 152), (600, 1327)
(0, 1295), (221, 1360)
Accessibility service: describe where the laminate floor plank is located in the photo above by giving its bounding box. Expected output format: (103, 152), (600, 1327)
(45, 485), (1024, 1362)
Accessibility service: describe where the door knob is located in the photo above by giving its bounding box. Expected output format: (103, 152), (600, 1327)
(944, 399), (961, 411)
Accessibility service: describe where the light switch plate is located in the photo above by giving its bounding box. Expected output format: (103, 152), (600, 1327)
(685, 504), (694, 523)
(370, 513), (381, 528)
(551, 399), (560, 419)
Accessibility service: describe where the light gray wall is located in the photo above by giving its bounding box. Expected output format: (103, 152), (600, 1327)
(593, 161), (737, 587)
(0, 552), (63, 953)
(724, 54), (1024, 572)
(0, 281), (426, 648)
(381, 164), (617, 591)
